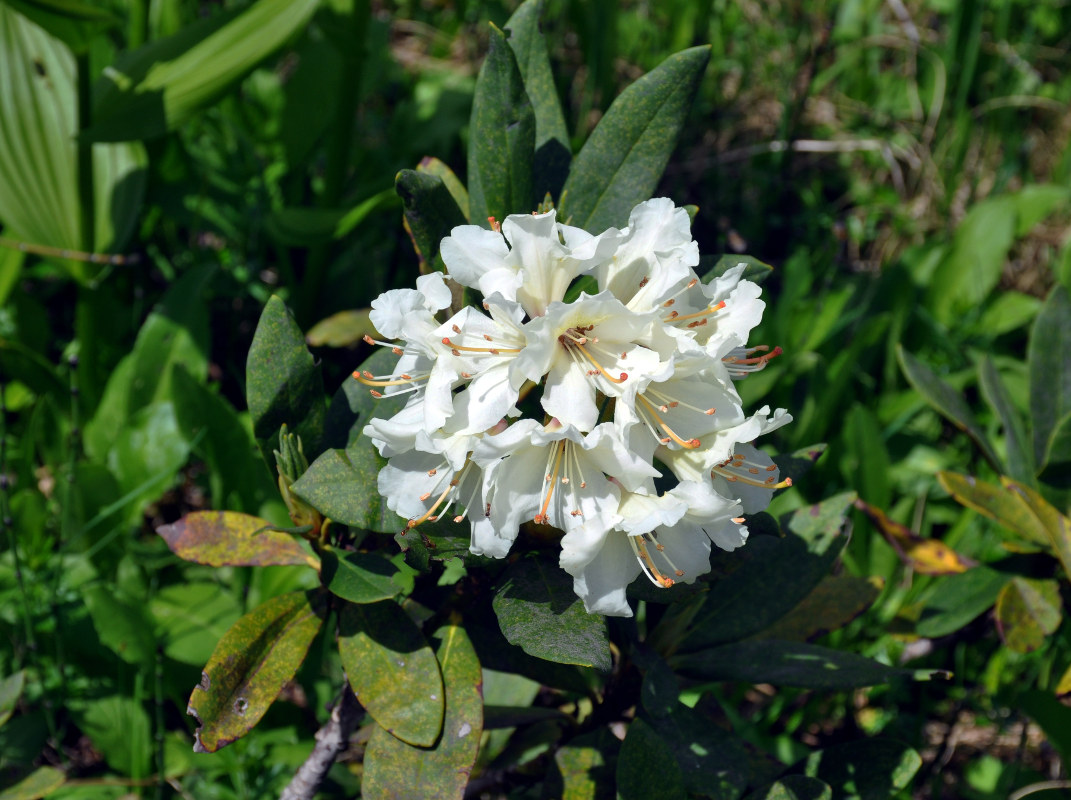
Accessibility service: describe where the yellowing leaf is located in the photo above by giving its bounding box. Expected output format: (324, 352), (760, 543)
(305, 309), (375, 349)
(994, 577), (1061, 654)
(854, 499), (973, 575)
(157, 511), (318, 569)
(1056, 661), (1071, 697)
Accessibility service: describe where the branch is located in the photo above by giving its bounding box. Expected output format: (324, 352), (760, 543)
(279, 686), (362, 800)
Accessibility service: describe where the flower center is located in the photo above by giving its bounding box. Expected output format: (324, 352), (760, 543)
(557, 324), (629, 386)
(629, 532), (686, 587)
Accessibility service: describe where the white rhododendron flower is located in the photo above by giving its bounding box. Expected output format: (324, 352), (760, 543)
(357, 199), (792, 617)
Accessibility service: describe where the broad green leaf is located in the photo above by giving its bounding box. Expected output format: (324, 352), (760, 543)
(756, 574), (882, 641)
(505, 0), (570, 199)
(150, 582), (243, 667)
(396, 169), (468, 267)
(188, 589), (326, 753)
(0, 4), (144, 272)
(701, 254), (776, 285)
(1030, 286), (1071, 477)
(800, 739), (922, 800)
(0, 766), (65, 800)
(467, 22), (535, 225)
(417, 157), (470, 220)
(1019, 689), (1071, 762)
(743, 777), (832, 800)
(83, 584), (156, 666)
(1040, 412), (1071, 488)
(978, 355), (1035, 485)
(551, 729), (618, 800)
(156, 511), (316, 568)
(76, 695), (151, 777)
(915, 566), (1010, 638)
(170, 365), (275, 513)
(86, 0), (320, 142)
(289, 447), (402, 533)
(246, 295), (325, 464)
(362, 623), (482, 799)
(994, 577), (1061, 653)
(0, 672), (25, 730)
(305, 309), (375, 349)
(338, 600), (444, 747)
(843, 405), (891, 508)
(1012, 184), (1071, 236)
(616, 718), (686, 800)
(267, 190), (396, 246)
(322, 550), (398, 603)
(928, 196), (1016, 323)
(492, 555), (611, 672)
(0, 248), (24, 308)
(897, 346), (1000, 470)
(673, 639), (948, 688)
(646, 703), (749, 799)
(558, 46), (710, 232)
(678, 493), (856, 652)
(105, 401), (192, 517)
(2, 0), (119, 54)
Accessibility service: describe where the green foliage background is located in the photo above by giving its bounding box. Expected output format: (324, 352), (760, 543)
(1, 0), (1071, 798)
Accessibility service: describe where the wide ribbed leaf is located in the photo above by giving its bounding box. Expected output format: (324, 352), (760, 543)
(558, 46), (710, 232)
(0, 3), (145, 271)
(156, 511), (317, 568)
(188, 589), (326, 753)
(86, 0), (319, 142)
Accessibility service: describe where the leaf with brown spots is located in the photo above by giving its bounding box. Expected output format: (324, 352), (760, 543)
(157, 511), (318, 569)
(188, 589), (327, 753)
(854, 499), (973, 575)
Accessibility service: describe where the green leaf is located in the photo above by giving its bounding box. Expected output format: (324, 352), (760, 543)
(106, 402), (192, 517)
(799, 739), (922, 800)
(86, 0), (320, 142)
(1030, 286), (1071, 477)
(362, 623), (482, 799)
(616, 718), (686, 800)
(505, 0), (570, 199)
(467, 22), (535, 224)
(267, 190), (396, 246)
(322, 550), (399, 603)
(324, 348), (410, 450)
(0, 766), (65, 800)
(743, 776), (832, 800)
(83, 584), (156, 666)
(755, 574), (881, 642)
(305, 309), (376, 349)
(492, 555), (611, 672)
(150, 582), (243, 667)
(673, 639), (948, 688)
(994, 577), (1061, 653)
(290, 447), (402, 533)
(156, 511), (315, 568)
(0, 672), (25, 730)
(0, 4), (144, 269)
(76, 695), (152, 777)
(246, 295), (325, 464)
(558, 46), (710, 232)
(551, 729), (618, 800)
(916, 566), (1010, 638)
(897, 345), (1000, 470)
(1019, 689), (1071, 762)
(978, 355), (1035, 485)
(2, 0), (119, 54)
(1040, 412), (1071, 488)
(928, 196), (1016, 323)
(700, 254), (775, 285)
(338, 600), (444, 747)
(188, 589), (326, 753)
(678, 492), (856, 652)
(395, 169), (468, 266)
(646, 703), (749, 799)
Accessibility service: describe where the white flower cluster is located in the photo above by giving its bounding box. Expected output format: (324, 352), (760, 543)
(357, 198), (791, 616)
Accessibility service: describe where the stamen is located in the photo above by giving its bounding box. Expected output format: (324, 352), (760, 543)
(441, 336), (522, 355)
(637, 395), (700, 448)
(665, 299), (725, 325)
(711, 452), (793, 489)
(723, 346), (783, 378)
(534, 441), (567, 524)
(629, 536), (677, 587)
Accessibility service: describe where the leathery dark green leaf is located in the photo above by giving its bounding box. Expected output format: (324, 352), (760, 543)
(361, 623), (483, 800)
(322, 550), (399, 604)
(188, 590), (326, 753)
(338, 600), (444, 747)
(467, 22), (535, 225)
(492, 555), (611, 672)
(559, 46), (710, 232)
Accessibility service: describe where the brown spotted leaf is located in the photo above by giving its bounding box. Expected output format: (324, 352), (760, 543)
(188, 589), (327, 753)
(854, 499), (973, 575)
(157, 511), (318, 569)
(362, 623), (483, 800)
(994, 577), (1061, 654)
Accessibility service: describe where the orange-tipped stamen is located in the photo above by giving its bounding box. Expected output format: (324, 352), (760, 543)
(441, 337), (522, 355)
(637, 395), (700, 449)
(534, 441), (567, 524)
(665, 299), (726, 325)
